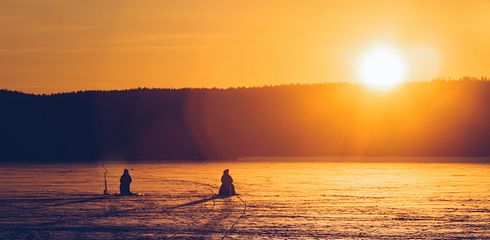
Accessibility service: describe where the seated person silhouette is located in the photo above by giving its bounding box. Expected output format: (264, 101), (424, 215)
(119, 169), (133, 196)
(219, 169), (236, 196)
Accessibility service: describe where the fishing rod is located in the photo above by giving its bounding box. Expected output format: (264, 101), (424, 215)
(103, 164), (109, 195)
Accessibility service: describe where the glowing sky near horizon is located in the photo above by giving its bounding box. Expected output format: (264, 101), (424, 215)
(0, 0), (489, 93)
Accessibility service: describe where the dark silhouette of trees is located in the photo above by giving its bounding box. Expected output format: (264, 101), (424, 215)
(1, 78), (490, 162)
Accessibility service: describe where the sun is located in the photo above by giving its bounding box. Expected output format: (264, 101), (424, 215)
(358, 47), (406, 90)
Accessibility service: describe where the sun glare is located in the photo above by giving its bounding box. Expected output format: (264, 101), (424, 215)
(358, 47), (406, 90)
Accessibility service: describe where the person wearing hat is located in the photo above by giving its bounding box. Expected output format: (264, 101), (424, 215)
(219, 169), (236, 196)
(119, 169), (133, 196)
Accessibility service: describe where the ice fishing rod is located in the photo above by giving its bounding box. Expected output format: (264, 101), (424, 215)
(103, 164), (109, 195)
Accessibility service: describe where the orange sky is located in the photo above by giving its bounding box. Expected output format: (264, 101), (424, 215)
(0, 0), (489, 93)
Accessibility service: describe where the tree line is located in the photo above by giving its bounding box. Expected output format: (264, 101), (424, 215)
(1, 78), (490, 162)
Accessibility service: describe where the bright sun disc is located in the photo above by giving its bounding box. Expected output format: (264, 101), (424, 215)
(358, 47), (406, 90)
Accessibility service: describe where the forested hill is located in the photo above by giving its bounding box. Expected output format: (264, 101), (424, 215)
(2, 79), (490, 162)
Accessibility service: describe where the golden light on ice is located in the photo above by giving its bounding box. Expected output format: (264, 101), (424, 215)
(358, 47), (406, 90)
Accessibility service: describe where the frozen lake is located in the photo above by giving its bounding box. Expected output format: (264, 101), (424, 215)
(0, 159), (489, 239)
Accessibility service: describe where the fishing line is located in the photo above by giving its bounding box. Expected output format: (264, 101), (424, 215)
(159, 179), (247, 240)
(220, 194), (247, 240)
(160, 179), (217, 239)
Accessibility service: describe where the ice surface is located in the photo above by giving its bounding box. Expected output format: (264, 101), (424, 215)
(0, 160), (489, 239)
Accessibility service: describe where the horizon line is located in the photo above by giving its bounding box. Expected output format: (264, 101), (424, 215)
(1, 76), (489, 96)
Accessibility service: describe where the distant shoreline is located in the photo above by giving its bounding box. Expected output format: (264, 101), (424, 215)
(2, 77), (488, 95)
(3, 79), (490, 162)
(1, 156), (490, 165)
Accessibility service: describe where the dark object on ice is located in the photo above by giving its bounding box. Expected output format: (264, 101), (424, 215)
(119, 169), (133, 196)
(219, 169), (236, 196)
(103, 165), (109, 195)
